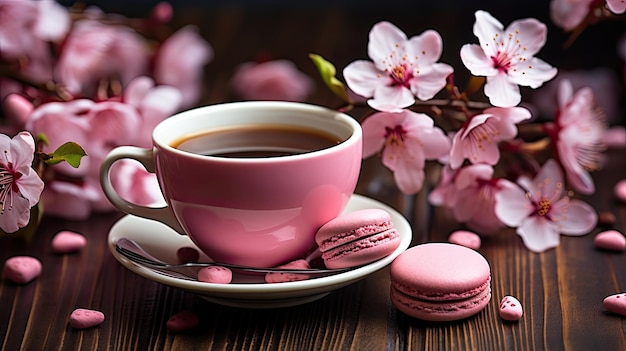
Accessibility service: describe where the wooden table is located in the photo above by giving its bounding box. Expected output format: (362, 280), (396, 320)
(1, 3), (625, 350)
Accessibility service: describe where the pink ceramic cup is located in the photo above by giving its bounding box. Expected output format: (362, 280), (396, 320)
(100, 101), (362, 267)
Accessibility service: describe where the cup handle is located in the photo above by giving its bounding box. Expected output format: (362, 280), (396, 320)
(99, 146), (185, 234)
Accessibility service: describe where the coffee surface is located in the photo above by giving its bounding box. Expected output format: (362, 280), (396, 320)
(170, 124), (343, 158)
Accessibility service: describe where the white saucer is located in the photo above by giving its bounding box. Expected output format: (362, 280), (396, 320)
(108, 194), (412, 308)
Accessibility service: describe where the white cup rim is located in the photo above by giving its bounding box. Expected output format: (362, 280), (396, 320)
(152, 101), (362, 163)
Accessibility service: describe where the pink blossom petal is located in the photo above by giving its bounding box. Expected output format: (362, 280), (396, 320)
(410, 62), (454, 101)
(506, 17), (548, 56)
(33, 0), (70, 41)
(485, 73), (522, 107)
(416, 127), (451, 159)
(473, 10), (504, 57)
(508, 57), (558, 88)
(343, 61), (385, 99)
(494, 180), (533, 227)
(405, 30), (443, 64)
(154, 25), (212, 108)
(607, 0), (626, 14)
(10, 131), (36, 171)
(460, 44), (498, 77)
(534, 159), (565, 202)
(2, 94), (34, 126)
(454, 164), (494, 190)
(452, 188), (480, 221)
(0, 196), (30, 233)
(517, 216), (561, 252)
(368, 21), (407, 69)
(389, 149), (426, 194)
(368, 85), (415, 112)
(124, 76), (154, 107)
(554, 200), (597, 235)
(550, 0), (593, 31)
(557, 141), (595, 194)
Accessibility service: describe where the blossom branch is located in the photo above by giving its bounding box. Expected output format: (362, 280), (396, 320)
(0, 64), (72, 102)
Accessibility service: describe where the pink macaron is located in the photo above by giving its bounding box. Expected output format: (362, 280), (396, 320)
(315, 209), (401, 269)
(390, 243), (492, 322)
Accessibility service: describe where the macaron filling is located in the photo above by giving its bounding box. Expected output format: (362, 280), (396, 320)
(317, 220), (394, 252)
(321, 228), (400, 266)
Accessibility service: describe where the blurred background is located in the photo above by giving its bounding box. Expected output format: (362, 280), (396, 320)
(53, 0), (625, 121)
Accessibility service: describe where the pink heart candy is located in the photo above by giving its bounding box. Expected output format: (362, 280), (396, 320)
(69, 308), (105, 329)
(594, 230), (626, 252)
(3, 256), (42, 284)
(603, 293), (626, 316)
(52, 231), (87, 254)
(265, 259), (311, 283)
(448, 230), (481, 250)
(499, 295), (523, 321)
(166, 310), (199, 332)
(197, 266), (232, 284)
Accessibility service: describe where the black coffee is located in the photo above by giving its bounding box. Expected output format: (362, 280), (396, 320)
(170, 124), (344, 158)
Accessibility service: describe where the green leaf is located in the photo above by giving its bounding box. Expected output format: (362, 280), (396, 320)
(45, 142), (87, 168)
(309, 53), (352, 104)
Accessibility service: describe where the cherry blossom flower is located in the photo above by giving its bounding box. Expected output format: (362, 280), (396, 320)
(549, 0), (595, 31)
(607, 0), (626, 14)
(430, 164), (505, 234)
(0, 0), (70, 99)
(123, 76), (182, 148)
(362, 109), (450, 194)
(460, 10), (558, 107)
(449, 107), (531, 169)
(55, 19), (149, 96)
(449, 164), (506, 234)
(529, 69), (622, 124)
(494, 159), (597, 252)
(343, 21), (453, 112)
(0, 132), (44, 233)
(0, 0), (70, 59)
(547, 79), (605, 195)
(230, 60), (313, 102)
(153, 25), (213, 108)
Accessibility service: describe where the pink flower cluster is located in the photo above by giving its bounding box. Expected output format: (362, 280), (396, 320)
(0, 0), (212, 220)
(338, 10), (613, 252)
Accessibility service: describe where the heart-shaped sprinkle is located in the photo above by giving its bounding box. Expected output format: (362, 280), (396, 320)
(3, 256), (42, 284)
(265, 259), (311, 283)
(603, 293), (626, 316)
(69, 308), (105, 329)
(176, 247), (200, 263)
(594, 230), (626, 252)
(166, 310), (199, 332)
(448, 230), (481, 250)
(52, 231), (87, 254)
(197, 266), (232, 284)
(499, 295), (523, 321)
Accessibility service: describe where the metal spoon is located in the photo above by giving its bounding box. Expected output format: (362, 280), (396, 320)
(115, 238), (350, 276)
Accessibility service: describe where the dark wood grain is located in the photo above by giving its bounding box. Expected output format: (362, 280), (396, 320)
(1, 4), (625, 350)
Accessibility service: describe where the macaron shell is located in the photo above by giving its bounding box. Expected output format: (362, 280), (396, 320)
(315, 208), (393, 252)
(389, 243), (491, 322)
(321, 228), (400, 269)
(391, 280), (491, 322)
(390, 243), (491, 300)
